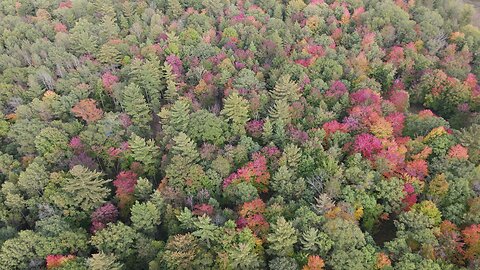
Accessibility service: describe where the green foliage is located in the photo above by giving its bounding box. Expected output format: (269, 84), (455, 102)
(91, 222), (139, 261)
(171, 132), (199, 165)
(267, 217), (298, 257)
(88, 253), (124, 270)
(128, 134), (160, 176)
(221, 92), (250, 136)
(45, 165), (110, 216)
(122, 83), (151, 134)
(130, 201), (161, 235)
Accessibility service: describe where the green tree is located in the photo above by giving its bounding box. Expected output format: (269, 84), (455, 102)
(129, 57), (163, 112)
(270, 74), (300, 103)
(128, 134), (160, 176)
(192, 215), (219, 248)
(91, 222), (139, 261)
(221, 92), (250, 136)
(45, 165), (110, 215)
(267, 217), (297, 257)
(122, 83), (151, 134)
(88, 253), (124, 270)
(171, 132), (199, 165)
(130, 201), (161, 235)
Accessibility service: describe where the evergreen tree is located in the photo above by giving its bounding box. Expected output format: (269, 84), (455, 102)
(129, 57), (163, 112)
(267, 217), (297, 257)
(171, 132), (199, 165)
(270, 74), (300, 103)
(130, 201), (161, 235)
(91, 222), (139, 261)
(164, 62), (179, 102)
(221, 92), (250, 136)
(88, 253), (124, 270)
(62, 165), (110, 213)
(122, 83), (151, 134)
(192, 215), (218, 248)
(128, 134), (160, 176)
(269, 99), (291, 124)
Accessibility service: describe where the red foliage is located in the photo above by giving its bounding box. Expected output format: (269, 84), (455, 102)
(448, 144), (469, 160)
(193, 204), (214, 216)
(58, 1), (72, 9)
(238, 199), (269, 237)
(402, 183), (417, 211)
(404, 159), (428, 180)
(325, 80), (347, 99)
(353, 133), (383, 159)
(101, 72), (119, 94)
(54, 23), (67, 33)
(71, 99), (103, 123)
(386, 112), (405, 136)
(303, 255), (325, 270)
(350, 88), (382, 107)
(46, 254), (75, 269)
(462, 224), (480, 260)
(387, 46), (405, 66)
(323, 120), (348, 136)
(113, 171), (138, 196)
(90, 203), (118, 233)
(388, 90), (409, 112)
(223, 154), (270, 192)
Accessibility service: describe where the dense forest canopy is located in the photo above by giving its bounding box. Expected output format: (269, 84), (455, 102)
(0, 0), (480, 269)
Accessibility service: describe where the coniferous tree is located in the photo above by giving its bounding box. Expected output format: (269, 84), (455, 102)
(88, 253), (124, 270)
(128, 134), (160, 177)
(267, 217), (297, 257)
(171, 132), (199, 165)
(122, 83), (151, 134)
(270, 74), (300, 103)
(221, 92), (250, 136)
(129, 57), (163, 112)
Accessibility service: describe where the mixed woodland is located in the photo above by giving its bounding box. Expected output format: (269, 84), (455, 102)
(1, 0), (480, 269)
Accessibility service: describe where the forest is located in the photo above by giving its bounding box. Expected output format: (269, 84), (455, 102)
(0, 0), (480, 269)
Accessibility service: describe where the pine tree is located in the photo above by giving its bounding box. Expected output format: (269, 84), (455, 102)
(128, 134), (160, 176)
(164, 62), (179, 102)
(270, 74), (300, 103)
(267, 217), (297, 257)
(97, 43), (121, 65)
(130, 201), (161, 235)
(55, 165), (111, 213)
(129, 57), (163, 112)
(88, 253), (124, 270)
(167, 0), (183, 19)
(279, 144), (302, 169)
(122, 83), (151, 134)
(169, 99), (190, 133)
(269, 99), (291, 124)
(262, 117), (273, 142)
(171, 132), (199, 165)
(221, 92), (250, 136)
(192, 215), (218, 248)
(228, 242), (262, 269)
